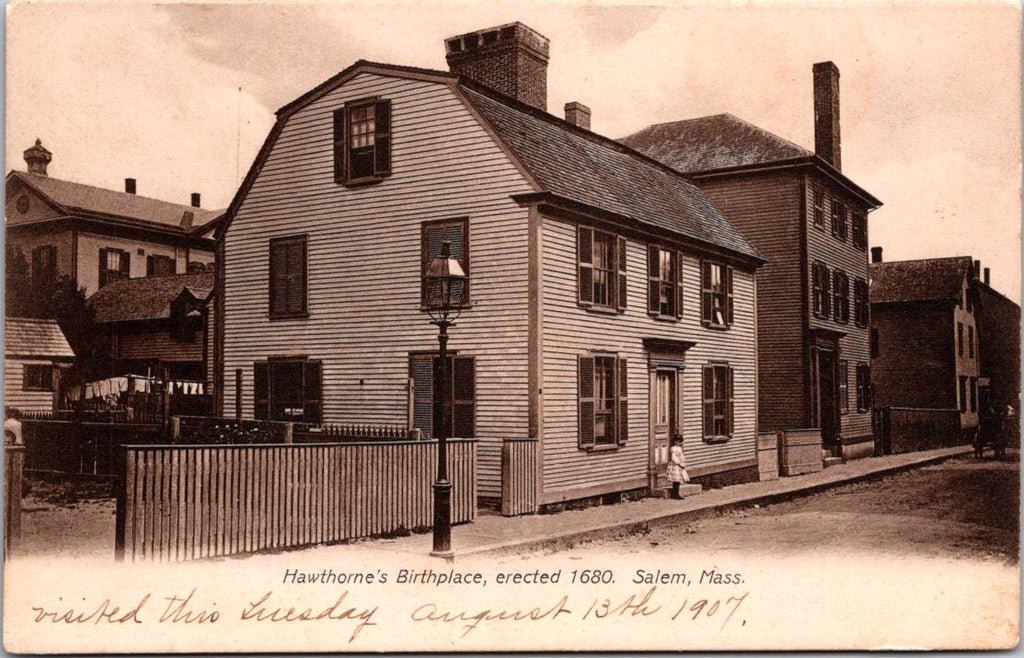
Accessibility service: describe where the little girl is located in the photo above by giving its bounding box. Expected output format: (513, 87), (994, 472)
(668, 435), (689, 499)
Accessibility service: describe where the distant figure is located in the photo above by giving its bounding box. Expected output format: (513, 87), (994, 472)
(668, 435), (689, 500)
(997, 403), (1016, 459)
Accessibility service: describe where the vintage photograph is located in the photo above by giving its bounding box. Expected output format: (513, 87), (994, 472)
(3, 1), (1020, 652)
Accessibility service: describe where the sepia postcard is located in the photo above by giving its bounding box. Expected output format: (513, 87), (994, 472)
(2, 0), (1020, 652)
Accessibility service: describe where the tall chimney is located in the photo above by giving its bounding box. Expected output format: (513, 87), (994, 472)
(191, 193), (201, 208)
(871, 246), (883, 263)
(813, 61), (841, 170)
(974, 259), (981, 279)
(445, 22), (550, 111)
(984, 267), (991, 285)
(23, 139), (52, 176)
(125, 178), (137, 195)
(564, 102), (591, 130)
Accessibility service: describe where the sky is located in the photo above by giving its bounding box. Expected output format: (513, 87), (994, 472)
(6, 1), (1021, 300)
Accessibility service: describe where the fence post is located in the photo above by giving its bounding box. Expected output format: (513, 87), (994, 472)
(114, 447), (127, 562)
(5, 444), (25, 559)
(283, 423), (293, 444)
(235, 368), (243, 422)
(407, 378), (415, 433)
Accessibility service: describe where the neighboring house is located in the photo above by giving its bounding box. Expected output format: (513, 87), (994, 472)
(6, 140), (220, 297)
(216, 22), (765, 509)
(869, 253), (981, 437)
(620, 62), (882, 460)
(4, 317), (75, 413)
(88, 272), (215, 382)
(973, 263), (1020, 416)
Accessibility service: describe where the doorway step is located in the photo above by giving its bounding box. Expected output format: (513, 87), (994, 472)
(822, 449), (843, 468)
(651, 483), (703, 499)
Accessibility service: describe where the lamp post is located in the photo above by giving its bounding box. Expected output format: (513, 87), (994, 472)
(423, 241), (467, 559)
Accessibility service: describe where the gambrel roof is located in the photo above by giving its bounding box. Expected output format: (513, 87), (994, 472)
(222, 60), (763, 264)
(89, 272), (215, 323)
(870, 256), (974, 304)
(7, 170), (223, 236)
(5, 317), (75, 359)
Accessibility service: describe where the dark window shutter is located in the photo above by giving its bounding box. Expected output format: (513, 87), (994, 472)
(253, 362), (269, 420)
(452, 356), (475, 438)
(374, 100), (391, 176)
(422, 224), (443, 304)
(98, 248), (108, 287)
(647, 245), (660, 314)
(446, 221), (469, 303)
(578, 356), (595, 448)
(702, 365), (713, 438)
(701, 261), (713, 325)
(727, 366), (735, 436)
(269, 243), (286, 316)
(725, 265), (735, 326)
(120, 251), (130, 277)
(822, 266), (831, 318)
(674, 251), (684, 319)
(333, 109), (346, 182)
(578, 226), (594, 305)
(616, 236), (628, 311)
(617, 357), (628, 446)
(303, 360), (322, 424)
(410, 356), (433, 439)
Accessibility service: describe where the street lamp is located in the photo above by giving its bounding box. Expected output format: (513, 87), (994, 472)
(423, 240), (468, 559)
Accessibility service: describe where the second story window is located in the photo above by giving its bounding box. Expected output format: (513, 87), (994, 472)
(833, 270), (850, 323)
(422, 219), (470, 308)
(852, 210), (867, 250)
(812, 261), (831, 318)
(701, 261), (734, 328)
(147, 254), (176, 277)
(854, 278), (869, 326)
(578, 226), (626, 311)
(812, 187), (825, 228)
(831, 201), (848, 242)
(647, 246), (682, 318)
(334, 98), (392, 185)
(269, 235), (308, 319)
(99, 248), (129, 288)
(31, 245), (57, 286)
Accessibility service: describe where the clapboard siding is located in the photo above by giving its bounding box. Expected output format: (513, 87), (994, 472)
(4, 359), (56, 413)
(696, 173), (805, 431)
(222, 73), (535, 499)
(117, 329), (204, 362)
(803, 172), (873, 440)
(540, 217), (758, 500)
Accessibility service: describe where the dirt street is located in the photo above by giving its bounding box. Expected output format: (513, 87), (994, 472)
(546, 456), (1019, 562)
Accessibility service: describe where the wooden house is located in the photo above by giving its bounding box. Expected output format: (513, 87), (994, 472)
(974, 265), (1020, 417)
(621, 62), (882, 460)
(869, 254), (981, 437)
(4, 317), (75, 413)
(88, 271), (214, 383)
(5, 140), (220, 296)
(215, 22), (765, 509)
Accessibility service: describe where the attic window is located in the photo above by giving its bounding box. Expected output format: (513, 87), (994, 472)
(334, 97), (392, 186)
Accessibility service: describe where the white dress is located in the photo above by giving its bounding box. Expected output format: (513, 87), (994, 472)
(668, 444), (688, 483)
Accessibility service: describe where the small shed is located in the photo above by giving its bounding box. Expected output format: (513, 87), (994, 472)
(4, 317), (75, 413)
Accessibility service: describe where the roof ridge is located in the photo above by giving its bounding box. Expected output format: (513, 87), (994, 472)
(871, 255), (973, 266)
(13, 170), (221, 216)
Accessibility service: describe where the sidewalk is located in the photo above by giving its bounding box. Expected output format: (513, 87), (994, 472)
(332, 444), (975, 560)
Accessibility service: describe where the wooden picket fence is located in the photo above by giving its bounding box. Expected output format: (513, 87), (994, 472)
(500, 438), (538, 516)
(114, 439), (477, 562)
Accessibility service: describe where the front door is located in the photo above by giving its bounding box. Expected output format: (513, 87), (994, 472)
(817, 349), (838, 449)
(652, 369), (678, 487)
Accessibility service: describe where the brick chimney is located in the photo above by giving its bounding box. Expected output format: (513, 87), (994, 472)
(871, 246), (883, 263)
(445, 22), (550, 111)
(23, 139), (52, 176)
(564, 102), (591, 130)
(191, 193), (201, 208)
(984, 267), (991, 285)
(974, 259), (981, 279)
(813, 61), (841, 170)
(125, 178), (137, 195)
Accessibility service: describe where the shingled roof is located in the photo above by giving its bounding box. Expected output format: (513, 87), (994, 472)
(619, 113), (812, 174)
(9, 171), (223, 234)
(870, 256), (973, 304)
(460, 88), (760, 260)
(89, 272), (214, 323)
(5, 317), (75, 359)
